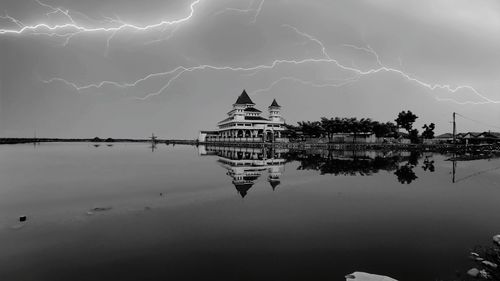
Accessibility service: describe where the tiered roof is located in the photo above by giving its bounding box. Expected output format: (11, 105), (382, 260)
(234, 90), (254, 105)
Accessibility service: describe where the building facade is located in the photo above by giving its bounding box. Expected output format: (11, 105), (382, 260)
(199, 90), (287, 143)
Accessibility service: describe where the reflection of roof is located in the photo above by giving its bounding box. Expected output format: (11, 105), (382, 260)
(234, 90), (254, 105)
(234, 183), (253, 198)
(270, 99), (280, 107)
(244, 107), (262, 112)
(245, 116), (269, 121)
(269, 180), (280, 190)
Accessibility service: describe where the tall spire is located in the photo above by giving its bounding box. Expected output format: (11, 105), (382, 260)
(234, 89), (255, 105)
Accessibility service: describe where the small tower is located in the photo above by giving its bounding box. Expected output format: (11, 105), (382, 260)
(268, 99), (281, 122)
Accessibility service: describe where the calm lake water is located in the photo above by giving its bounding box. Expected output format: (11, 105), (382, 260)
(1, 143), (499, 281)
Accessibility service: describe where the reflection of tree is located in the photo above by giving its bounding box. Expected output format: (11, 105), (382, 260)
(283, 150), (435, 184)
(422, 157), (435, 172)
(288, 151), (402, 176)
(394, 164), (418, 184)
(408, 151), (420, 166)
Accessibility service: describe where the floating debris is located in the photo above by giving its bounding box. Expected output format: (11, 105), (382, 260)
(345, 272), (397, 281)
(493, 234), (500, 245)
(11, 224), (25, 230)
(482, 260), (498, 269)
(19, 215), (27, 222)
(479, 269), (490, 279)
(467, 268), (480, 277)
(92, 207), (112, 212)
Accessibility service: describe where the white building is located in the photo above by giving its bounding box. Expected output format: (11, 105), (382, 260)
(199, 90), (287, 143)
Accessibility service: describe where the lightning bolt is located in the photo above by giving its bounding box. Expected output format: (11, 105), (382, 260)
(212, 0), (264, 24)
(7, 1), (494, 105)
(43, 23), (500, 105)
(0, 0), (202, 39)
(0, 13), (26, 28)
(248, 76), (360, 96)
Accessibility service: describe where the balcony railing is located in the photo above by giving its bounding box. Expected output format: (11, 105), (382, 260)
(204, 137), (288, 143)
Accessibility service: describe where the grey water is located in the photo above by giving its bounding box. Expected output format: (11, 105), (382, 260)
(0, 143), (499, 281)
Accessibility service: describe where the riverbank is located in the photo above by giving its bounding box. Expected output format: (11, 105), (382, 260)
(0, 138), (151, 144)
(3, 138), (500, 154)
(199, 141), (500, 153)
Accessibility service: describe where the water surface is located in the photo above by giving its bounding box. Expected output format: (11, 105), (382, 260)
(1, 143), (499, 281)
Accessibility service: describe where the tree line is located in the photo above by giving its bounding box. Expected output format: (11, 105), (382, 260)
(285, 110), (435, 143)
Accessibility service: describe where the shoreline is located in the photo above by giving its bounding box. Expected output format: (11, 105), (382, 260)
(3, 138), (500, 153)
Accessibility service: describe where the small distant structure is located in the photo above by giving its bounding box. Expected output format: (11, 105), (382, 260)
(199, 90), (287, 143)
(436, 131), (500, 145)
(150, 133), (158, 143)
(434, 133), (454, 143)
(150, 133), (158, 152)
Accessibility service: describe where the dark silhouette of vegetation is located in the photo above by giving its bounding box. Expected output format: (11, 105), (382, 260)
(409, 129), (420, 144)
(421, 157), (435, 172)
(395, 110), (418, 132)
(422, 123), (436, 139)
(394, 164), (418, 184)
(395, 110), (420, 144)
(290, 117), (398, 141)
(286, 110), (430, 143)
(285, 150), (429, 183)
(372, 121), (398, 138)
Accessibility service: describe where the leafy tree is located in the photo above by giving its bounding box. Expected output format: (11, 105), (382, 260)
(421, 123), (435, 139)
(395, 110), (418, 133)
(320, 117), (342, 142)
(298, 121), (323, 138)
(370, 121), (398, 139)
(345, 117), (360, 143)
(409, 128), (420, 144)
(284, 124), (300, 139)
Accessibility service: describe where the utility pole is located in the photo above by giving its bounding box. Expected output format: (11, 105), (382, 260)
(452, 112), (456, 145)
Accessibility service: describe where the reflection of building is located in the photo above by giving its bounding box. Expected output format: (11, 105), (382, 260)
(198, 90), (287, 143)
(199, 146), (287, 197)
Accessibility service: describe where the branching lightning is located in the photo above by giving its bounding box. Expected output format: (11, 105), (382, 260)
(42, 23), (500, 105)
(4, 0), (499, 105)
(248, 76), (360, 96)
(212, 0), (264, 24)
(0, 0), (202, 38)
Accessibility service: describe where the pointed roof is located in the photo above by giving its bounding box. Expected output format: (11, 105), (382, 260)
(270, 99), (280, 107)
(234, 90), (254, 105)
(269, 180), (280, 190)
(234, 183), (253, 198)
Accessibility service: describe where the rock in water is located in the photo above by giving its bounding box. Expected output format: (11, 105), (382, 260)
(19, 215), (27, 222)
(479, 269), (490, 279)
(483, 260), (498, 268)
(345, 272), (397, 281)
(493, 234), (500, 245)
(467, 268), (479, 277)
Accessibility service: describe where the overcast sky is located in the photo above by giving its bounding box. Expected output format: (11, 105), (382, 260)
(1, 0), (500, 138)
